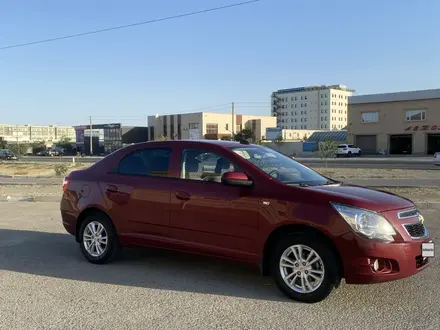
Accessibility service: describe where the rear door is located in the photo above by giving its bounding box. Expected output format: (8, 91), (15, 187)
(99, 147), (173, 242)
(168, 146), (260, 260)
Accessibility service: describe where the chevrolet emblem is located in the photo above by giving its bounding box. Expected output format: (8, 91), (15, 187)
(418, 214), (425, 224)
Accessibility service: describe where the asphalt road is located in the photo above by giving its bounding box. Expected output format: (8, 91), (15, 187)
(0, 202), (439, 329)
(18, 156), (440, 170)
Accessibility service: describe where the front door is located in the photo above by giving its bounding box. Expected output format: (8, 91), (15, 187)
(169, 148), (260, 261)
(99, 147), (173, 242)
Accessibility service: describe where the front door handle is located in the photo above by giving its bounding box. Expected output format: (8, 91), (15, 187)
(175, 191), (191, 201)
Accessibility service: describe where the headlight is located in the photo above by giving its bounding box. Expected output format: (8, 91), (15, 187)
(331, 203), (397, 242)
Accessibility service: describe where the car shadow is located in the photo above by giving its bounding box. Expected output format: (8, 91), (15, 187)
(0, 229), (288, 302)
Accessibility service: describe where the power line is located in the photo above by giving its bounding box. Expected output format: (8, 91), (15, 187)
(0, 0), (260, 51)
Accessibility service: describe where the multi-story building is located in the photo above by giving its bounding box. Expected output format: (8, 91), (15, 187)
(0, 124), (76, 145)
(348, 88), (440, 155)
(147, 112), (276, 142)
(271, 85), (355, 130)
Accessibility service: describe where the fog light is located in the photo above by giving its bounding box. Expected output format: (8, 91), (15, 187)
(373, 259), (379, 271)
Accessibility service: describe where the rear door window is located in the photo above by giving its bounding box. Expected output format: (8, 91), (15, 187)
(118, 148), (172, 177)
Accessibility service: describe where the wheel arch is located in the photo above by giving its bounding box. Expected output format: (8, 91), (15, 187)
(261, 224), (344, 286)
(75, 206), (117, 243)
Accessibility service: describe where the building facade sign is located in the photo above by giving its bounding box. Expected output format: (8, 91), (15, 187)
(404, 125), (440, 132)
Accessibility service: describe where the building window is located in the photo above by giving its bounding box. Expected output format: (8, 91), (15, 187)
(361, 112), (379, 123)
(405, 109), (426, 121)
(301, 111), (303, 115)
(305, 96), (307, 100)
(305, 103), (307, 107)
(189, 123), (199, 129)
(295, 104), (297, 108)
(206, 123), (218, 135)
(295, 96), (297, 101)
(291, 97), (294, 101)
(321, 94), (323, 99)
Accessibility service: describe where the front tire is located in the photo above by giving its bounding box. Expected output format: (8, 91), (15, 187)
(270, 233), (340, 303)
(79, 214), (120, 264)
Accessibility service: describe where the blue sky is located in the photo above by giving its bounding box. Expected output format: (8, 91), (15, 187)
(1, 0), (439, 126)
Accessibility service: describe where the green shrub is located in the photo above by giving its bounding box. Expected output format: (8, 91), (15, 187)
(54, 164), (70, 177)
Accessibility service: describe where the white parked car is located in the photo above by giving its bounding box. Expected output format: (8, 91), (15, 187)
(335, 144), (362, 157)
(434, 152), (440, 166)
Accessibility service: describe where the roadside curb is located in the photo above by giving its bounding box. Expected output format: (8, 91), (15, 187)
(414, 201), (440, 211)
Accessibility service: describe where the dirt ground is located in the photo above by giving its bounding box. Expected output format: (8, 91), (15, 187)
(0, 184), (439, 203)
(0, 162), (438, 180)
(0, 162), (88, 177)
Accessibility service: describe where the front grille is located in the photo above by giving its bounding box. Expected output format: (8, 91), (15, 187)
(404, 223), (427, 238)
(398, 209), (419, 219)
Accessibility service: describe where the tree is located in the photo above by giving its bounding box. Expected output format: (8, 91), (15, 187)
(31, 140), (46, 154)
(56, 136), (73, 153)
(8, 144), (29, 156)
(158, 135), (169, 141)
(241, 128), (254, 140)
(0, 139), (6, 149)
(220, 135), (232, 141)
(318, 139), (337, 168)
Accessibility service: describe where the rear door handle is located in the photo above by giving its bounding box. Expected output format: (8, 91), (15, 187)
(106, 185), (118, 193)
(175, 191), (191, 201)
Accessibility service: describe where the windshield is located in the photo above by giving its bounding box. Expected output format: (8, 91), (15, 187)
(230, 145), (334, 186)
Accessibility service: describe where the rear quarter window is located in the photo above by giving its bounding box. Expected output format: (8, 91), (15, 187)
(118, 147), (172, 177)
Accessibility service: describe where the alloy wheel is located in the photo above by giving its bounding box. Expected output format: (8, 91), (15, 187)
(83, 221), (108, 257)
(279, 244), (325, 294)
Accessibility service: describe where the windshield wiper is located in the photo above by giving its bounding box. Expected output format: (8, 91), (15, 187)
(285, 182), (311, 187)
(318, 180), (341, 186)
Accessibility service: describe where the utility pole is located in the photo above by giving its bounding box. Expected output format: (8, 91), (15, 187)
(231, 102), (235, 136)
(89, 116), (93, 156)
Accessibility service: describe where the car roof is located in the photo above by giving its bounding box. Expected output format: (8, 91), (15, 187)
(129, 139), (257, 148)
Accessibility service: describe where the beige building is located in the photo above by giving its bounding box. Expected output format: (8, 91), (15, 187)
(271, 85), (354, 130)
(0, 124), (76, 145)
(347, 89), (440, 155)
(147, 112), (276, 142)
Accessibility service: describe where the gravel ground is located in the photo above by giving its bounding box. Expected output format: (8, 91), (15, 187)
(0, 162), (88, 177)
(0, 203), (439, 329)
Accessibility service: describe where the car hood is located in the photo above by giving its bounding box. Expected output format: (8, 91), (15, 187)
(306, 183), (414, 212)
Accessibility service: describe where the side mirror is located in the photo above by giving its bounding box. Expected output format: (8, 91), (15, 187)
(221, 172), (253, 187)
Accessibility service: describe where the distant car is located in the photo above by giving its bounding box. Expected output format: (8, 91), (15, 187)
(335, 144), (362, 157)
(61, 140), (432, 303)
(434, 152), (440, 166)
(0, 152), (18, 160)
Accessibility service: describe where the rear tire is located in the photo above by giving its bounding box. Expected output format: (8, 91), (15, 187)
(270, 233), (340, 303)
(358, 151), (362, 157)
(79, 214), (120, 264)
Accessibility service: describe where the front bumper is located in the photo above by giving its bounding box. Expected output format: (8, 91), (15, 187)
(342, 232), (432, 284)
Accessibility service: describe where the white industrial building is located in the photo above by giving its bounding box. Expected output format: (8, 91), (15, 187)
(271, 85), (355, 130)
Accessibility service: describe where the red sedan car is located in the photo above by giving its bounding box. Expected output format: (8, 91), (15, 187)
(61, 140), (433, 303)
